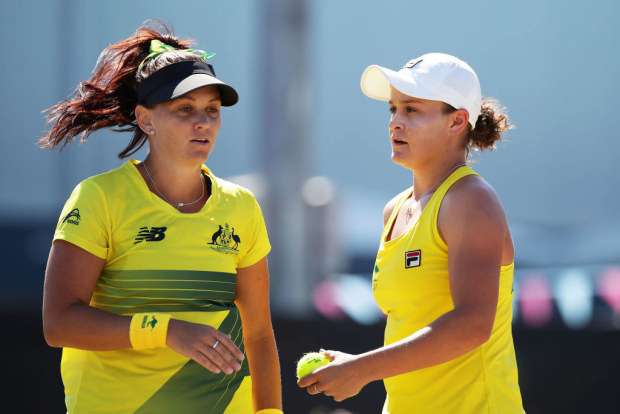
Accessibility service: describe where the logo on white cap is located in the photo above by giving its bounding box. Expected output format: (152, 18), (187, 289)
(404, 58), (423, 69)
(361, 53), (482, 129)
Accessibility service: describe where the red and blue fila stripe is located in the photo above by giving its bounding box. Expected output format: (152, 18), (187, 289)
(405, 250), (421, 268)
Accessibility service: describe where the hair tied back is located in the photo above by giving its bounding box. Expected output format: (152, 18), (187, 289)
(138, 39), (215, 70)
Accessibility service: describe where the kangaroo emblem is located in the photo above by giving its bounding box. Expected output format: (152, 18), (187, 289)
(209, 225), (223, 245)
(141, 315), (158, 329)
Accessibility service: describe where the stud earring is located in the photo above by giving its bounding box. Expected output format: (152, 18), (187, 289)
(149, 130), (155, 135)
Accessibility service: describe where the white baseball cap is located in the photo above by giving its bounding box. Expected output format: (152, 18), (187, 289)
(360, 53), (482, 129)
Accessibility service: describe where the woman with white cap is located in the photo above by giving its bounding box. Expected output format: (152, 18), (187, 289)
(298, 53), (524, 413)
(40, 21), (282, 414)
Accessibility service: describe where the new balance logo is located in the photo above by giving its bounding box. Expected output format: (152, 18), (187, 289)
(405, 250), (421, 268)
(134, 227), (167, 244)
(62, 208), (81, 225)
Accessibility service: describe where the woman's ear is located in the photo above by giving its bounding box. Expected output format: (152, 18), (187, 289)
(135, 105), (153, 134)
(449, 109), (469, 136)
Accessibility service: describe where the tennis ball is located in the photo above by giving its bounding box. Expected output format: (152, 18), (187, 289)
(296, 352), (330, 379)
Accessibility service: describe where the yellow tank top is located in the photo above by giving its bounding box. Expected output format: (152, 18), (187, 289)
(372, 166), (524, 414)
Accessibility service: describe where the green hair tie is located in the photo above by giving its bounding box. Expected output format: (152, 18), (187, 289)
(138, 39), (215, 70)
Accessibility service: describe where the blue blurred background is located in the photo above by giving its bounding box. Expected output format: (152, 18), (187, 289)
(1, 0), (619, 412)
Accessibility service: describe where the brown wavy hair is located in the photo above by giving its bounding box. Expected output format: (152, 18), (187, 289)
(444, 98), (513, 154)
(39, 20), (203, 158)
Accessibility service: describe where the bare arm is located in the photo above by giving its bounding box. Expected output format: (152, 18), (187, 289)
(299, 177), (507, 401)
(42, 240), (130, 349)
(235, 256), (282, 411)
(42, 240), (244, 374)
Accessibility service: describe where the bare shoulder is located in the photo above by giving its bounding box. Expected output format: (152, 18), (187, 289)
(439, 175), (507, 234)
(383, 188), (412, 226)
(447, 174), (504, 209)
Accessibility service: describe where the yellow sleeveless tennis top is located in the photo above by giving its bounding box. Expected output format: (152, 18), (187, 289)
(372, 166), (524, 414)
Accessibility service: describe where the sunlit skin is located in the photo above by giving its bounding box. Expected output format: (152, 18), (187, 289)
(140, 85), (222, 165)
(388, 86), (469, 197)
(134, 86), (222, 209)
(385, 86), (470, 237)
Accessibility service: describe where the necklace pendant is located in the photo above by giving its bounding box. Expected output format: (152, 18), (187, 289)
(178, 202), (184, 207)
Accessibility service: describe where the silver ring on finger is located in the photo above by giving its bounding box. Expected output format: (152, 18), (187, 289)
(314, 384), (319, 394)
(212, 340), (219, 349)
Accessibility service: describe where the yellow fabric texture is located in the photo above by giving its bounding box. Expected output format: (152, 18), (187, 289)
(372, 166), (524, 414)
(54, 160), (271, 414)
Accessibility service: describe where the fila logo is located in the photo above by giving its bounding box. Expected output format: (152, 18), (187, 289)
(62, 208), (81, 225)
(134, 226), (167, 244)
(405, 250), (421, 268)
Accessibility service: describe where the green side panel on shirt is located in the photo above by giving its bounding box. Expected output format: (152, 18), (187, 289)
(134, 308), (249, 414)
(92, 269), (237, 314)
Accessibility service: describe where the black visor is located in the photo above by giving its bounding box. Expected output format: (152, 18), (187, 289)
(136, 60), (238, 106)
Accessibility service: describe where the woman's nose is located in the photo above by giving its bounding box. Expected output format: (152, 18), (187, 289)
(389, 112), (403, 130)
(194, 111), (212, 129)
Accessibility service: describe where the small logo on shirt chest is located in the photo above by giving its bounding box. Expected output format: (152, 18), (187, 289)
(208, 223), (240, 255)
(405, 250), (421, 268)
(134, 226), (167, 244)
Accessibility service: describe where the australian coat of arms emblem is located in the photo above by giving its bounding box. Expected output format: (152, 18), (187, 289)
(208, 223), (241, 254)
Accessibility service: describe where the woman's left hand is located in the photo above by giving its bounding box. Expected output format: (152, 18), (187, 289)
(297, 350), (367, 402)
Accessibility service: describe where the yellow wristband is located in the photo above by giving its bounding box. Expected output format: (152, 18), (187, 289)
(256, 410), (283, 414)
(129, 313), (171, 349)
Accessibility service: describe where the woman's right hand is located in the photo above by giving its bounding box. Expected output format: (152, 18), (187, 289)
(166, 319), (245, 374)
